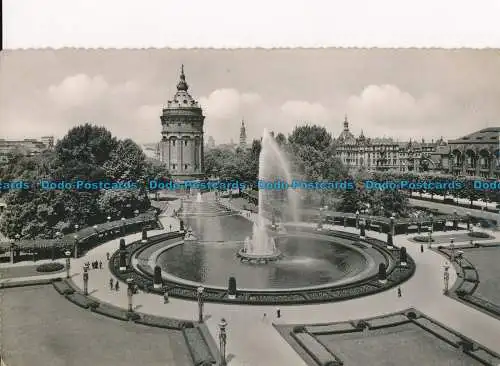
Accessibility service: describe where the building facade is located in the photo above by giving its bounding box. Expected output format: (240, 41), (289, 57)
(335, 116), (444, 173)
(446, 127), (500, 179)
(0, 137), (54, 165)
(335, 117), (500, 178)
(239, 119), (247, 148)
(158, 66), (205, 180)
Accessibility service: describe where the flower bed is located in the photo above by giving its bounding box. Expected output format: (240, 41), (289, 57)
(36, 262), (65, 272)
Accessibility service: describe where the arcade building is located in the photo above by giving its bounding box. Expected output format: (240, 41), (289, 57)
(158, 66), (205, 180)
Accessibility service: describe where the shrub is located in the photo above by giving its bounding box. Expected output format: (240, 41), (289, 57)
(153, 266), (162, 285)
(378, 263), (387, 281)
(407, 311), (417, 319)
(400, 247), (407, 263)
(228, 276), (237, 296)
(36, 262), (64, 273)
(468, 231), (489, 238)
(142, 229), (148, 241)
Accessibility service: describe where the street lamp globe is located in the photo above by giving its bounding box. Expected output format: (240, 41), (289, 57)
(65, 250), (71, 257)
(15, 233), (20, 240)
(107, 216), (111, 222)
(197, 286), (204, 295)
(134, 209), (139, 216)
(74, 224), (79, 231)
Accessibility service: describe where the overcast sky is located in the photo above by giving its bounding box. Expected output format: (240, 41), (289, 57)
(0, 49), (498, 144)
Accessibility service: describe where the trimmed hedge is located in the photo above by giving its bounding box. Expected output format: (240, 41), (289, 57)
(182, 327), (216, 366)
(468, 231), (490, 238)
(413, 236), (434, 243)
(135, 314), (193, 330)
(53, 280), (75, 295)
(66, 292), (98, 309)
(92, 302), (129, 321)
(36, 262), (65, 272)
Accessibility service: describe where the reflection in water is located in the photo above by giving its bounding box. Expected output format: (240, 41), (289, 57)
(157, 215), (368, 289)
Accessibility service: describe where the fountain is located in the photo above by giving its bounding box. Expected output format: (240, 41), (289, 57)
(237, 129), (298, 263)
(196, 192), (203, 203)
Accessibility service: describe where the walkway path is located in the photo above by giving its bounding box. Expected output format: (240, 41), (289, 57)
(4, 197), (500, 365)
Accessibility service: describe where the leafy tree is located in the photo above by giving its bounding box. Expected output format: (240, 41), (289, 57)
(288, 125), (332, 152)
(103, 139), (147, 180)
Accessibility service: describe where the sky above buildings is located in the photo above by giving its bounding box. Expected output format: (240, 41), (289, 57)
(0, 49), (499, 144)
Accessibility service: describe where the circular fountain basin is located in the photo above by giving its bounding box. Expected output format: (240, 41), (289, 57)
(152, 232), (381, 292)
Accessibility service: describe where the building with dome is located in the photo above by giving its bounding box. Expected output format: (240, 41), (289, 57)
(158, 65), (205, 180)
(335, 116), (445, 173)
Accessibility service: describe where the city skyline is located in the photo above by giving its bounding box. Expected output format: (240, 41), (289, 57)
(0, 49), (499, 144)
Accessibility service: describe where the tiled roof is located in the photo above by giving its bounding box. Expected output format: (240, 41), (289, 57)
(448, 127), (500, 144)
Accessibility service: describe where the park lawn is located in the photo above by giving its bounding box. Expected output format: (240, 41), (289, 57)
(0, 263), (64, 279)
(1, 285), (193, 366)
(463, 246), (500, 305)
(317, 323), (482, 366)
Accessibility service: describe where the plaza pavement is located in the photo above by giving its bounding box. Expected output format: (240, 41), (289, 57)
(3, 197), (500, 365)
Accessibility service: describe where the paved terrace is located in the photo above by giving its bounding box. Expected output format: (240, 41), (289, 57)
(3, 197), (500, 365)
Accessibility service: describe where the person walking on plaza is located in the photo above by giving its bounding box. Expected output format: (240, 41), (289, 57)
(169, 224), (172, 232)
(397, 286), (402, 298)
(420, 244), (424, 253)
(115, 281), (119, 291)
(99, 261), (102, 269)
(109, 278), (114, 290)
(106, 252), (110, 260)
(276, 308), (281, 318)
(163, 287), (169, 304)
(262, 313), (267, 322)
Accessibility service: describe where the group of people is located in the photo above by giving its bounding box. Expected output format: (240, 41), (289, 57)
(85, 260), (102, 270)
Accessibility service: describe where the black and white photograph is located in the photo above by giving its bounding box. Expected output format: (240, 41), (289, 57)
(1, 48), (500, 366)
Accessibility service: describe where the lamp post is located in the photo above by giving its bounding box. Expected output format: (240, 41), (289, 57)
(450, 238), (455, 261)
(456, 250), (464, 269)
(443, 263), (450, 294)
(53, 231), (61, 260)
(429, 213), (434, 233)
(197, 286), (205, 323)
(466, 211), (471, 232)
(107, 216), (111, 223)
(127, 278), (134, 312)
(219, 318), (228, 366)
(73, 234), (79, 259)
(121, 217), (126, 237)
(427, 229), (433, 249)
(65, 250), (71, 278)
(83, 265), (89, 295)
(390, 213), (395, 236)
(355, 210), (360, 228)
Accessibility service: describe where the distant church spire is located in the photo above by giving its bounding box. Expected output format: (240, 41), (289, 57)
(240, 118), (247, 148)
(176, 64), (189, 91)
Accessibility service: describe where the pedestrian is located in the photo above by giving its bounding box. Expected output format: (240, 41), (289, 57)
(109, 278), (114, 290)
(115, 281), (119, 291)
(169, 224), (172, 232)
(262, 313), (267, 322)
(420, 244), (424, 253)
(163, 288), (169, 303)
(397, 287), (402, 298)
(276, 308), (281, 318)
(106, 252), (110, 260)
(99, 261), (102, 269)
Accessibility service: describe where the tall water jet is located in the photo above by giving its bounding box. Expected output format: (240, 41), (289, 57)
(196, 192), (203, 203)
(238, 129), (298, 263)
